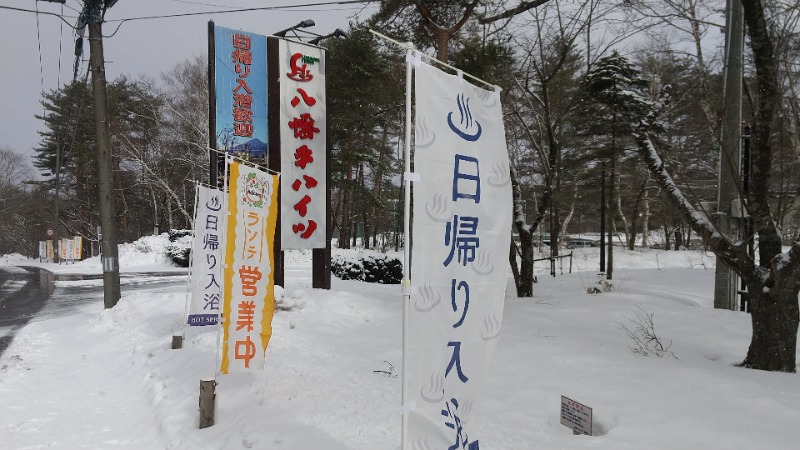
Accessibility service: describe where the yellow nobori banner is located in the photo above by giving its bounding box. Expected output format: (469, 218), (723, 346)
(220, 160), (280, 374)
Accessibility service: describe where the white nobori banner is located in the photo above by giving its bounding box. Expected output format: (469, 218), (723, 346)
(407, 62), (512, 448)
(188, 185), (224, 326)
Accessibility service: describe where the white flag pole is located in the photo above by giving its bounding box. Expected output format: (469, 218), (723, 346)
(180, 183), (202, 339)
(367, 28), (416, 450)
(400, 41), (414, 450)
(400, 42), (414, 450)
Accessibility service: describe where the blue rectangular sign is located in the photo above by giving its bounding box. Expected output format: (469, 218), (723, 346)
(214, 26), (267, 158)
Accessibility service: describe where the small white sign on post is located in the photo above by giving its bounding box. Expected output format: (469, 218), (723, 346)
(561, 395), (592, 436)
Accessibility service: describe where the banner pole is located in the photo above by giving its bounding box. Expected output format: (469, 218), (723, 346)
(215, 154), (231, 377)
(208, 20), (218, 188)
(400, 42), (414, 450)
(175, 183), (201, 349)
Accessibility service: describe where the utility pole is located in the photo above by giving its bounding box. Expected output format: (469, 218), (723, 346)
(84, 0), (121, 308)
(714, 0), (743, 311)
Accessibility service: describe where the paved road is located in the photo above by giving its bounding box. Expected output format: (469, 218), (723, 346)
(0, 267), (53, 356)
(0, 267), (187, 358)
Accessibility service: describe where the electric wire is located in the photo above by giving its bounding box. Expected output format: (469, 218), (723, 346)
(100, 0), (378, 38)
(1, 0), (377, 32)
(35, 2), (46, 117)
(0, 6), (79, 29)
(104, 0), (378, 21)
(58, 4), (64, 88)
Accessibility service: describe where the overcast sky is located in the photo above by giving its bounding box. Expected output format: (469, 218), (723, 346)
(0, 0), (378, 169)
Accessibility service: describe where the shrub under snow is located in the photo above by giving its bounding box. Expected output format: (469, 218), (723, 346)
(332, 250), (402, 284)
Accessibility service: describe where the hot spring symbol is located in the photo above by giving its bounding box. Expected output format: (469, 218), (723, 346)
(447, 93), (482, 142)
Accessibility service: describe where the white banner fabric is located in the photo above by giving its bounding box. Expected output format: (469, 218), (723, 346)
(39, 241), (46, 261)
(278, 39), (327, 250)
(188, 185), (224, 326)
(73, 236), (82, 260)
(220, 160), (280, 374)
(407, 62), (512, 448)
(60, 238), (73, 261)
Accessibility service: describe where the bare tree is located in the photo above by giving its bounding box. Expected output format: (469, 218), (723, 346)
(0, 147), (37, 255)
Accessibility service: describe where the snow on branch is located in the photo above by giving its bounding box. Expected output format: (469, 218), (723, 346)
(630, 86), (755, 278)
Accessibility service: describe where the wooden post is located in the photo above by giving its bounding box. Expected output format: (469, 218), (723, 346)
(171, 335), (183, 349)
(199, 379), (216, 428)
(312, 45), (332, 290)
(267, 36), (284, 287)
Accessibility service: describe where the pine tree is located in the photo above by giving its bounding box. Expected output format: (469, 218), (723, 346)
(327, 26), (403, 248)
(33, 77), (163, 240)
(581, 51), (651, 279)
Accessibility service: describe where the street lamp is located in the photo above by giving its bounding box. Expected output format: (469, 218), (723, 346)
(309, 28), (347, 45)
(273, 19), (315, 37)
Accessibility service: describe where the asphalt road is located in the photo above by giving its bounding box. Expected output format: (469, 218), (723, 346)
(0, 267), (187, 358)
(0, 266), (53, 356)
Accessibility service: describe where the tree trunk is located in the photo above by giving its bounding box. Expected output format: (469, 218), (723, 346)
(550, 199), (560, 258)
(742, 281), (800, 372)
(510, 167), (537, 297)
(167, 196), (174, 230)
(518, 229), (535, 297)
(150, 186), (159, 234)
(642, 187), (651, 248)
(509, 239), (522, 296)
(560, 181), (579, 243)
(607, 150), (616, 280)
(628, 178), (649, 250)
(616, 171), (630, 246)
(416, 1), (477, 64)
(339, 177), (353, 249)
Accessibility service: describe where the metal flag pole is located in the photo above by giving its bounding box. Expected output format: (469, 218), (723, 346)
(400, 41), (414, 450)
(368, 28), (415, 449)
(366, 29), (417, 450)
(175, 183), (202, 349)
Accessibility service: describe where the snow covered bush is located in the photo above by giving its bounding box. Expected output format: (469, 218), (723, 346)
(587, 272), (614, 294)
(166, 229), (193, 267)
(331, 251), (402, 284)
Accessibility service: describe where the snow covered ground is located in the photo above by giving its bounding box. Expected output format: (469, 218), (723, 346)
(1, 235), (799, 449)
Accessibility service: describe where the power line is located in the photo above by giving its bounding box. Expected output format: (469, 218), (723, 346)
(4, 0), (375, 21)
(2, 0), (377, 36)
(35, 2), (46, 104)
(101, 0), (377, 38)
(0, 5), (79, 28)
(57, 2), (65, 88)
(104, 0), (378, 22)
